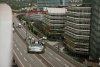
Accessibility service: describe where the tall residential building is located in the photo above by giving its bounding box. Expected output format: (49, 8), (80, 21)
(90, 0), (100, 62)
(37, 0), (61, 10)
(63, 1), (91, 57)
(42, 8), (66, 40)
(60, 0), (69, 6)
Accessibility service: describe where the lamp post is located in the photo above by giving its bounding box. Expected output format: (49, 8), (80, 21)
(57, 37), (61, 51)
(26, 3), (31, 41)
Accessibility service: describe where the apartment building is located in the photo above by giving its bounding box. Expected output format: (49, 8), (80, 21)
(63, 5), (91, 58)
(42, 8), (66, 40)
(37, 0), (61, 10)
(90, 0), (100, 62)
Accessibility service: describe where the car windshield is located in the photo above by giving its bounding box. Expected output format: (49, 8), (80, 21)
(18, 23), (21, 25)
(30, 42), (42, 46)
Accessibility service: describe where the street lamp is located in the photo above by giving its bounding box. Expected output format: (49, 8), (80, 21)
(26, 3), (31, 41)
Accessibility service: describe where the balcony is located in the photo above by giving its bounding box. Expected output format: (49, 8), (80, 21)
(49, 20), (65, 22)
(64, 34), (89, 46)
(50, 24), (65, 27)
(66, 21), (90, 29)
(65, 31), (89, 40)
(75, 42), (89, 46)
(67, 16), (90, 23)
(49, 16), (66, 20)
(67, 11), (91, 17)
(64, 26), (90, 35)
(67, 7), (91, 12)
(75, 48), (89, 52)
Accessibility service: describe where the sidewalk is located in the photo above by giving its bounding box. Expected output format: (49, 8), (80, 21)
(46, 40), (64, 52)
(87, 57), (100, 67)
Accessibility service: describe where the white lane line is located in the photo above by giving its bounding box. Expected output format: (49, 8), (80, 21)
(24, 50), (26, 53)
(30, 57), (33, 61)
(56, 58), (60, 62)
(13, 50), (24, 67)
(34, 55), (47, 67)
(24, 58), (27, 61)
(29, 64), (32, 67)
(19, 44), (21, 46)
(49, 52), (53, 55)
(49, 57), (52, 60)
(40, 55), (54, 67)
(22, 28), (26, 33)
(17, 48), (19, 51)
(65, 64), (69, 67)
(47, 47), (71, 64)
(20, 52), (22, 55)
(14, 44), (16, 46)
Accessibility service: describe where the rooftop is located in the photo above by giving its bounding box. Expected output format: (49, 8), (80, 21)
(44, 7), (67, 13)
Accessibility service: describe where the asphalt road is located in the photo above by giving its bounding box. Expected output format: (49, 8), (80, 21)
(13, 32), (48, 67)
(13, 16), (76, 67)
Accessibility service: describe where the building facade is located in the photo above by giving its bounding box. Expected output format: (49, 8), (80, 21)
(64, 5), (91, 58)
(37, 0), (61, 10)
(42, 8), (66, 40)
(90, 0), (100, 62)
(26, 10), (47, 21)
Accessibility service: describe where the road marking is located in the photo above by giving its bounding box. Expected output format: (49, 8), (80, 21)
(40, 55), (54, 67)
(29, 64), (32, 67)
(65, 64), (69, 67)
(22, 29), (26, 33)
(20, 52), (22, 55)
(49, 52), (53, 55)
(49, 57), (52, 60)
(47, 47), (71, 64)
(14, 44), (16, 46)
(24, 58), (27, 61)
(19, 44), (21, 46)
(24, 50), (26, 53)
(56, 58), (60, 62)
(13, 50), (24, 67)
(17, 48), (19, 51)
(30, 57), (33, 61)
(34, 55), (47, 67)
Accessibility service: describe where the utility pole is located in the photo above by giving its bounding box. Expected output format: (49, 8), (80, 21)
(26, 3), (31, 41)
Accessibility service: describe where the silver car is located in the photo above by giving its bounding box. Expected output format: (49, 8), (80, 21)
(28, 41), (44, 53)
(18, 23), (21, 28)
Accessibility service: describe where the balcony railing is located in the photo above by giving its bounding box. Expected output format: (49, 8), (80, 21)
(75, 48), (88, 52)
(50, 24), (65, 26)
(64, 34), (89, 46)
(64, 26), (90, 35)
(67, 7), (91, 12)
(75, 42), (89, 46)
(66, 21), (90, 30)
(65, 31), (89, 40)
(67, 11), (91, 17)
(49, 16), (66, 19)
(67, 16), (90, 22)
